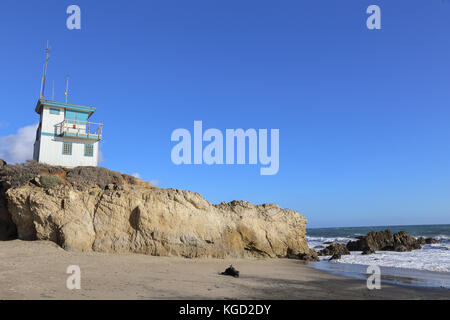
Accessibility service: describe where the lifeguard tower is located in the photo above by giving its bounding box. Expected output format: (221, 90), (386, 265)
(33, 43), (103, 168)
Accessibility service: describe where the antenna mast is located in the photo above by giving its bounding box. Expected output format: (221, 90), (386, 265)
(64, 76), (70, 103)
(40, 41), (50, 100)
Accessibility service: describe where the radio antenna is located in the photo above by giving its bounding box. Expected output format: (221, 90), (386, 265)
(64, 76), (70, 103)
(40, 41), (50, 99)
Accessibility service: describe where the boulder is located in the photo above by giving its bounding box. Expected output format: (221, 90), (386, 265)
(297, 250), (320, 262)
(394, 245), (408, 252)
(0, 160), (17, 240)
(417, 237), (438, 245)
(346, 229), (423, 253)
(0, 190), (16, 240)
(328, 253), (341, 261)
(362, 248), (375, 255)
(425, 237), (438, 244)
(393, 231), (421, 251)
(319, 243), (350, 256)
(346, 230), (394, 252)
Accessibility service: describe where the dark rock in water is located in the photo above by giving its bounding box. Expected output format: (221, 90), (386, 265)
(323, 241), (333, 245)
(346, 230), (394, 252)
(394, 245), (408, 252)
(221, 265), (239, 278)
(329, 253), (341, 261)
(417, 237), (438, 245)
(314, 245), (324, 249)
(425, 237), (438, 244)
(346, 229), (423, 253)
(362, 248), (376, 255)
(319, 243), (350, 256)
(393, 231), (421, 251)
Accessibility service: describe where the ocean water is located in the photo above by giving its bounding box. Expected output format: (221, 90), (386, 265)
(306, 224), (450, 289)
(307, 224), (450, 241)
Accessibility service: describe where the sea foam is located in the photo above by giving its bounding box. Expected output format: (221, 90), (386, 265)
(308, 236), (450, 273)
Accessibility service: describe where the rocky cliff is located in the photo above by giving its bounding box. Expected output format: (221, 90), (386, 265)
(0, 160), (311, 259)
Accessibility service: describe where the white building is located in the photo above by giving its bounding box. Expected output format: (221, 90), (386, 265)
(33, 99), (103, 168)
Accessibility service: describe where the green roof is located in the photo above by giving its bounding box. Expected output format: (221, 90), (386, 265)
(35, 99), (97, 118)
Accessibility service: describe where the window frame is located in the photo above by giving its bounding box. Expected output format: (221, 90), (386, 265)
(84, 144), (94, 157)
(49, 108), (60, 115)
(62, 142), (72, 155)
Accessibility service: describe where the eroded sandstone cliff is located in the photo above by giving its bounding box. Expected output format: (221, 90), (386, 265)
(0, 160), (310, 259)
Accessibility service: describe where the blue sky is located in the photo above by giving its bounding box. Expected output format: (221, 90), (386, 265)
(0, 0), (449, 227)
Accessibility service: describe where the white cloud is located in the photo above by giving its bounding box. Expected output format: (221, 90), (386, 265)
(0, 123), (38, 164)
(131, 173), (141, 179)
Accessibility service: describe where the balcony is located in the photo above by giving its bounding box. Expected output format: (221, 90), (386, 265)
(56, 120), (103, 140)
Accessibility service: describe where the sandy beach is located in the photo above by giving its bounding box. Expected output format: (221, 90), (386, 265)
(0, 240), (448, 300)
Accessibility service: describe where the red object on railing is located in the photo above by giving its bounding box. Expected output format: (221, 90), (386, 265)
(59, 120), (103, 140)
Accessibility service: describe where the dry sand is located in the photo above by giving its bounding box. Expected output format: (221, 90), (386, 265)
(0, 240), (448, 300)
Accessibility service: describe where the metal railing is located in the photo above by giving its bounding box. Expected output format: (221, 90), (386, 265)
(56, 120), (103, 140)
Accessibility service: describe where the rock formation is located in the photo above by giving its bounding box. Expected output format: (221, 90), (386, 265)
(316, 230), (436, 257)
(0, 160), (310, 259)
(346, 230), (423, 253)
(328, 253), (342, 261)
(362, 248), (376, 255)
(417, 237), (438, 245)
(318, 243), (350, 256)
(296, 250), (320, 262)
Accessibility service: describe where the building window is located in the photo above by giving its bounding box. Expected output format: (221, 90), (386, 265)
(62, 142), (72, 155)
(84, 144), (94, 157)
(50, 108), (60, 115)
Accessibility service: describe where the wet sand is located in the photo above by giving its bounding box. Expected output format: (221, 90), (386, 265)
(0, 240), (448, 300)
